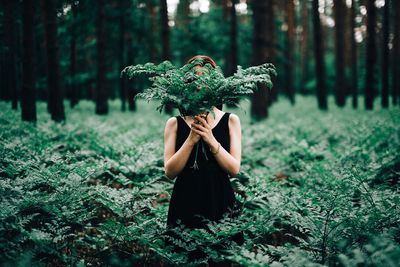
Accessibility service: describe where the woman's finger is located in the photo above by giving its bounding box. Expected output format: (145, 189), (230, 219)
(194, 115), (210, 129)
(191, 122), (208, 132)
(191, 127), (205, 137)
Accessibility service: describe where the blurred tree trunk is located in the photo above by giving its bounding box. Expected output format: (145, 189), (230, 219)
(3, 0), (19, 109)
(146, 0), (158, 62)
(176, 0), (191, 63)
(250, 0), (275, 120)
(41, 0), (65, 122)
(127, 33), (137, 111)
(285, 0), (295, 105)
(227, 0), (238, 77)
(21, 0), (37, 122)
(350, 0), (358, 108)
(300, 0), (310, 95)
(312, 0), (327, 110)
(381, 0), (389, 108)
(69, 0), (79, 108)
(119, 0), (127, 111)
(95, 0), (108, 115)
(365, 0), (377, 110)
(333, 0), (346, 107)
(160, 0), (173, 114)
(226, 0), (238, 108)
(393, 0), (400, 105)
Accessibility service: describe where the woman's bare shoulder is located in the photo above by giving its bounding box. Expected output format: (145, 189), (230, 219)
(228, 113), (241, 124)
(165, 117), (177, 131)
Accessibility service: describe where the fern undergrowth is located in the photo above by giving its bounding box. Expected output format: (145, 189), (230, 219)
(1, 96), (399, 266)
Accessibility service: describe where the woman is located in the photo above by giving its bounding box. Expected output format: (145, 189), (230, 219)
(163, 55), (244, 261)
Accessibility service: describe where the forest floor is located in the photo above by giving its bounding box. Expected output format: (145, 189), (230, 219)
(1, 96), (400, 267)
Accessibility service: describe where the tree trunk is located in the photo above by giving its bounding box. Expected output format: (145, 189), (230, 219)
(227, 0), (238, 76)
(333, 0), (346, 107)
(312, 0), (327, 110)
(393, 0), (400, 105)
(95, 0), (108, 115)
(225, 0), (239, 108)
(41, 0), (65, 121)
(160, 0), (173, 114)
(381, 0), (389, 108)
(285, 0), (295, 105)
(350, 0), (358, 108)
(119, 1), (127, 111)
(3, 0), (19, 109)
(365, 0), (377, 110)
(250, 0), (275, 120)
(146, 0), (158, 62)
(300, 0), (310, 95)
(21, 0), (37, 122)
(69, 0), (78, 108)
(127, 33), (137, 111)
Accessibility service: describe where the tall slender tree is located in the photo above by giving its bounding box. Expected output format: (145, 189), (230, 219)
(160, 0), (173, 114)
(227, 0), (238, 77)
(146, 0), (158, 62)
(381, 0), (389, 108)
(3, 0), (19, 110)
(365, 0), (377, 110)
(312, 0), (327, 110)
(69, 0), (79, 108)
(41, 0), (65, 121)
(350, 0), (358, 108)
(300, 0), (310, 95)
(393, 0), (400, 105)
(250, 0), (275, 119)
(285, 0), (295, 104)
(225, 0), (239, 108)
(119, 0), (127, 111)
(333, 0), (346, 107)
(95, 0), (108, 115)
(21, 0), (36, 122)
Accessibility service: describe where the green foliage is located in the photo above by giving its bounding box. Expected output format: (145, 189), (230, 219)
(121, 58), (277, 116)
(0, 97), (399, 266)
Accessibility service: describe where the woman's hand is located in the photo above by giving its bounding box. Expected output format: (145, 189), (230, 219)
(187, 121), (201, 146)
(191, 114), (219, 149)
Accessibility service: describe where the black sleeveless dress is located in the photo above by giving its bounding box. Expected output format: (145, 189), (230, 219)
(165, 112), (244, 250)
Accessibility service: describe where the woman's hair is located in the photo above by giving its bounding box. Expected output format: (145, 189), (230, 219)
(186, 55), (217, 68)
(185, 55), (222, 111)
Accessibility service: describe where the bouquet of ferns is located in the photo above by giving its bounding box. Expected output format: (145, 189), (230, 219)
(120, 58), (277, 117)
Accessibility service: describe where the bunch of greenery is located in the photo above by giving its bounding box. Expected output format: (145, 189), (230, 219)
(120, 58), (277, 116)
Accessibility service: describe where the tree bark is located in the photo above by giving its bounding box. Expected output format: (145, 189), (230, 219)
(21, 0), (37, 122)
(119, 0), (127, 111)
(365, 0), (377, 110)
(41, 0), (65, 121)
(350, 0), (358, 108)
(146, 0), (158, 62)
(69, 0), (78, 108)
(126, 34), (137, 111)
(3, 0), (19, 109)
(300, 0), (310, 95)
(95, 0), (108, 115)
(312, 0), (327, 110)
(333, 0), (346, 107)
(285, 0), (295, 105)
(250, 0), (275, 120)
(381, 0), (389, 108)
(160, 0), (173, 114)
(393, 0), (400, 105)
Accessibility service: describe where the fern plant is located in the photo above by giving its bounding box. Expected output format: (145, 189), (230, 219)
(121, 58), (277, 116)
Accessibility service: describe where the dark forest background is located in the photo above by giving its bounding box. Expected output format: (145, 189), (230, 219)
(1, 0), (399, 122)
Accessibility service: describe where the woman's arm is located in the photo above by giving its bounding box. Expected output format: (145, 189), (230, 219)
(191, 114), (241, 177)
(164, 117), (199, 179)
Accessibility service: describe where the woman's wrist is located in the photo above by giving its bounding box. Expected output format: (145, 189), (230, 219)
(210, 140), (220, 154)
